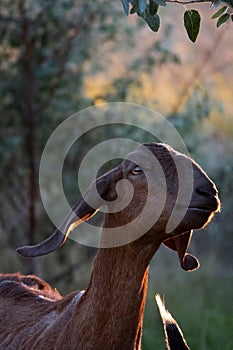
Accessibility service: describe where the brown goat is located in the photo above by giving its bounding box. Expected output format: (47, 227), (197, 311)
(0, 143), (220, 349)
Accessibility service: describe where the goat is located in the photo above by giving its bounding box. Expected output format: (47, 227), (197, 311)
(0, 142), (220, 350)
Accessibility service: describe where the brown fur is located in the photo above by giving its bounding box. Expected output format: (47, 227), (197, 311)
(0, 143), (220, 349)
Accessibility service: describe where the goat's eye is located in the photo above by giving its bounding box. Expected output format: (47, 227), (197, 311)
(131, 166), (143, 175)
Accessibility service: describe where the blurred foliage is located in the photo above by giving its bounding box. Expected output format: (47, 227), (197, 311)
(0, 0), (125, 273)
(0, 0), (232, 349)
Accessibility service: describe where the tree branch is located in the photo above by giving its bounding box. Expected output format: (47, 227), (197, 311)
(165, 0), (212, 4)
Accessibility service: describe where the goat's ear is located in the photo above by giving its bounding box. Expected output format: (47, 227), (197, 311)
(16, 167), (121, 258)
(16, 200), (98, 258)
(163, 231), (200, 272)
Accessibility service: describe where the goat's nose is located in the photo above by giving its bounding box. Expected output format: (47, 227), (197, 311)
(193, 180), (220, 212)
(195, 184), (218, 199)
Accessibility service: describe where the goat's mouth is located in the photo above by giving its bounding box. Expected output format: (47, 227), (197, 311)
(188, 207), (215, 214)
(173, 196), (220, 232)
(188, 196), (221, 215)
(176, 196), (220, 217)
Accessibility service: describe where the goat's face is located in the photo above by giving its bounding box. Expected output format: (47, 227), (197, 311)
(17, 143), (220, 270)
(110, 143), (220, 235)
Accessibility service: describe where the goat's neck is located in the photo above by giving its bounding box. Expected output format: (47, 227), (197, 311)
(70, 228), (161, 350)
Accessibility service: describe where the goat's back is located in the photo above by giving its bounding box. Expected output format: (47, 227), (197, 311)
(0, 273), (81, 349)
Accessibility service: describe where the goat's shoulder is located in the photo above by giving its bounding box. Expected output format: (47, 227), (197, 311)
(0, 272), (62, 302)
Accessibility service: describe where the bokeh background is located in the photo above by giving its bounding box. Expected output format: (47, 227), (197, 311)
(0, 1), (232, 349)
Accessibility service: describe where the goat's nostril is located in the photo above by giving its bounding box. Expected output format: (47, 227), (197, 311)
(195, 186), (217, 198)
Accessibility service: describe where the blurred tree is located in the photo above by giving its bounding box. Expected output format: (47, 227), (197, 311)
(0, 0), (181, 278)
(0, 0), (124, 273)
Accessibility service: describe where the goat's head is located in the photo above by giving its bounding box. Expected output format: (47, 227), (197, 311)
(17, 143), (220, 271)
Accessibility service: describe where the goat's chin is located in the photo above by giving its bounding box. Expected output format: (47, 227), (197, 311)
(180, 208), (215, 232)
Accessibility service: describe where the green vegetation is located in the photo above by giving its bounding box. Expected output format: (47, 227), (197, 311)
(120, 0), (233, 42)
(143, 247), (233, 349)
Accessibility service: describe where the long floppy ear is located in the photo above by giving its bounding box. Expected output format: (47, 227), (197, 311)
(163, 231), (200, 272)
(16, 166), (122, 258)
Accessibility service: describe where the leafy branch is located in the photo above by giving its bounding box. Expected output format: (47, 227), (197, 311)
(120, 0), (233, 42)
(165, 0), (210, 4)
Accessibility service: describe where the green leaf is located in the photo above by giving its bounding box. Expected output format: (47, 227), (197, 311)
(224, 0), (233, 7)
(211, 6), (227, 19)
(184, 10), (201, 43)
(217, 13), (230, 26)
(149, 0), (159, 14)
(152, 0), (166, 6)
(144, 9), (160, 31)
(121, 0), (130, 15)
(130, 0), (139, 14)
(138, 0), (147, 13)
